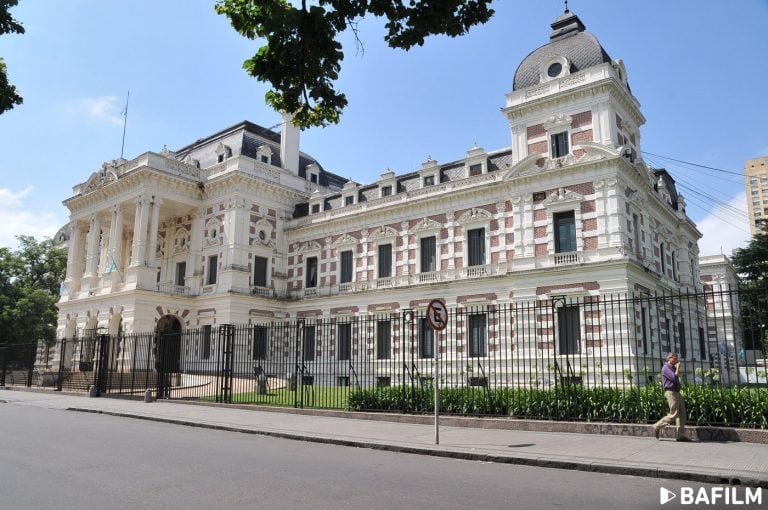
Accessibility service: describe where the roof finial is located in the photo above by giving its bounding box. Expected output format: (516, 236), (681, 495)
(564, 0), (569, 13)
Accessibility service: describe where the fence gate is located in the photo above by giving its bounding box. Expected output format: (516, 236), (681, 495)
(216, 325), (235, 403)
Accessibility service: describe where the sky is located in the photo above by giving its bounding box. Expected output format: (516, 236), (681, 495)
(1, 0), (766, 257)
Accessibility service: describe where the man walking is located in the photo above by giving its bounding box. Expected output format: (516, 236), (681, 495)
(652, 352), (691, 442)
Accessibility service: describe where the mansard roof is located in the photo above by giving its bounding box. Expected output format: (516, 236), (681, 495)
(513, 10), (612, 91)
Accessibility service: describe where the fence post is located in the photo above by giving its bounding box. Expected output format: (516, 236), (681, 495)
(56, 338), (66, 391)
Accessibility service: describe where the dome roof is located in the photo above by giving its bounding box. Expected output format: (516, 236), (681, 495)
(513, 11), (612, 91)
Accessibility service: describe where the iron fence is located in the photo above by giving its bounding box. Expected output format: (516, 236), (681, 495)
(10, 288), (768, 425)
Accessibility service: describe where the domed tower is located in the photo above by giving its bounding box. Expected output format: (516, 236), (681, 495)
(503, 8), (644, 166)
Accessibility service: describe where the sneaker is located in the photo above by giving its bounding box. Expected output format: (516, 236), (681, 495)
(676, 436), (692, 442)
(652, 426), (660, 439)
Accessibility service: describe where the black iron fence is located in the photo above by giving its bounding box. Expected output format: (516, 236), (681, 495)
(8, 288), (768, 425)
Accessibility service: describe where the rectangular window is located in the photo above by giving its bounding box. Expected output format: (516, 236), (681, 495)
(200, 325), (212, 360)
(641, 306), (648, 354)
(423, 175), (435, 187)
(340, 250), (353, 283)
(467, 228), (486, 266)
(337, 376), (350, 387)
(303, 325), (316, 361)
(557, 305), (581, 355)
(345, 196), (354, 206)
(420, 236), (436, 273)
(377, 376), (391, 387)
(469, 164), (482, 176)
(175, 261), (186, 286)
(261, 155), (270, 164)
(252, 326), (268, 360)
(551, 131), (569, 158)
(633, 214), (641, 256)
(306, 256), (318, 288)
(310, 173), (318, 183)
(376, 319), (391, 360)
(554, 211), (576, 253)
(698, 327), (706, 359)
(381, 185), (392, 197)
(311, 204), (320, 214)
(678, 322), (687, 358)
(337, 323), (351, 361)
(468, 313), (487, 357)
(378, 244), (392, 278)
(419, 318), (434, 359)
(664, 318), (672, 352)
(206, 255), (218, 285)
(253, 255), (268, 287)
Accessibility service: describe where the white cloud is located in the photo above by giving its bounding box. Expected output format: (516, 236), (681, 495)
(68, 96), (124, 127)
(697, 191), (751, 257)
(0, 187), (63, 249)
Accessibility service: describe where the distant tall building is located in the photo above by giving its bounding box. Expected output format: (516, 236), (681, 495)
(745, 156), (768, 235)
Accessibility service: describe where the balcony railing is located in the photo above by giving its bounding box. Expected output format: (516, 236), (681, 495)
(553, 251), (581, 266)
(305, 288), (318, 297)
(376, 277), (393, 289)
(418, 272), (439, 283)
(339, 282), (355, 293)
(251, 285), (272, 297)
(157, 283), (191, 296)
(465, 265), (490, 278)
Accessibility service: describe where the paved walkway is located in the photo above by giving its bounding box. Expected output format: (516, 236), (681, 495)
(2, 387), (767, 488)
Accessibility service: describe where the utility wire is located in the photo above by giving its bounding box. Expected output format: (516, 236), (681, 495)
(642, 151), (745, 178)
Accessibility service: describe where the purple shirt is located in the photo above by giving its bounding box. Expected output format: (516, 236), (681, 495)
(661, 362), (681, 391)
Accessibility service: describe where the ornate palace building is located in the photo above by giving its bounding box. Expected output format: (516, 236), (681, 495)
(55, 10), (704, 374)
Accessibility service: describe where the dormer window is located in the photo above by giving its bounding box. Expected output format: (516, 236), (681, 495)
(261, 155), (269, 163)
(547, 62), (562, 78)
(551, 131), (569, 158)
(311, 204), (320, 214)
(540, 56), (570, 83)
(469, 164), (482, 176)
(215, 144), (232, 163)
(345, 196), (354, 206)
(381, 185), (392, 197)
(423, 175), (435, 187)
(310, 174), (318, 184)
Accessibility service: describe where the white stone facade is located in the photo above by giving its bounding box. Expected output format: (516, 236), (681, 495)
(56, 11), (703, 368)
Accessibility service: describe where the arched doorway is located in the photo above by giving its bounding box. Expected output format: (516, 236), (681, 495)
(156, 315), (182, 373)
(155, 315), (182, 399)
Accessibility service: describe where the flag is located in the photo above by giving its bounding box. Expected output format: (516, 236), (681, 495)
(107, 258), (118, 274)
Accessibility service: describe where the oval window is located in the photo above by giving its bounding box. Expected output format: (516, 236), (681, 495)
(547, 62), (562, 78)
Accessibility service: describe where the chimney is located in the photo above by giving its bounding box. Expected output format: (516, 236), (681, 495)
(280, 112), (300, 175)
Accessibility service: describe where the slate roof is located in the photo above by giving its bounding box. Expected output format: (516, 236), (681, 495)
(513, 11), (612, 91)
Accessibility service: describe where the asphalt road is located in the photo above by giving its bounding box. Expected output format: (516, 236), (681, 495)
(0, 404), (758, 510)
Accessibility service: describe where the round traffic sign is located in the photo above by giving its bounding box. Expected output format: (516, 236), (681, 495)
(427, 298), (448, 331)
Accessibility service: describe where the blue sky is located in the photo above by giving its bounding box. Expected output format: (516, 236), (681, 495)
(1, 0), (766, 256)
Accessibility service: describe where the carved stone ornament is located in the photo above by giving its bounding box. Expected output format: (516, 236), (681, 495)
(254, 219), (273, 246)
(173, 227), (190, 254)
(412, 217), (442, 233)
(368, 225), (398, 240)
(204, 219), (223, 247)
(333, 233), (358, 248)
(457, 207), (492, 224)
(298, 240), (322, 253)
(542, 188), (584, 207)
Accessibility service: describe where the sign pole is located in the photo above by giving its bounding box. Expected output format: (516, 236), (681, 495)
(426, 298), (447, 446)
(434, 329), (440, 445)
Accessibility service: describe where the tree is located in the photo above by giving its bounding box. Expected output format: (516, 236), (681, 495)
(731, 230), (768, 351)
(215, 0), (494, 129)
(0, 236), (66, 352)
(0, 0), (24, 115)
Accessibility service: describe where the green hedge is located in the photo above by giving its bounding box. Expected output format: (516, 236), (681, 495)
(346, 384), (768, 428)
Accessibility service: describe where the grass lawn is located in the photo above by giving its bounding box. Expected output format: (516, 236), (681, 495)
(204, 385), (352, 409)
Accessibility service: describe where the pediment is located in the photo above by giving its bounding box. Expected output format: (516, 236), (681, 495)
(368, 226), (398, 240)
(456, 207), (492, 224)
(542, 187), (584, 207)
(298, 240), (322, 253)
(503, 142), (619, 181)
(333, 233), (359, 247)
(412, 217), (442, 233)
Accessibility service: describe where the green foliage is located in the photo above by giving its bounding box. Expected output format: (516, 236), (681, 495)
(0, 0), (24, 115)
(346, 384), (768, 429)
(215, 0), (494, 128)
(0, 236), (66, 349)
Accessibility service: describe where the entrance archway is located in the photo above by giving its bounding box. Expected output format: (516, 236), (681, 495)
(156, 315), (182, 373)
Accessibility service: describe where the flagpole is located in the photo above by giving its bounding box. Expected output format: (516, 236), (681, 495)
(120, 91), (130, 159)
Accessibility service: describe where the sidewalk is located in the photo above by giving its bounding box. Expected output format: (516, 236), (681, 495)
(3, 387), (767, 488)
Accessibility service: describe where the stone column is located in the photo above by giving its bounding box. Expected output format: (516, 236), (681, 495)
(107, 204), (124, 272)
(399, 222), (410, 282)
(130, 195), (150, 267)
(64, 219), (86, 294)
(446, 213), (456, 272)
(83, 214), (100, 277)
(147, 196), (162, 268)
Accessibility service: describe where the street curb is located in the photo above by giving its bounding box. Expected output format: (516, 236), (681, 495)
(66, 407), (768, 489)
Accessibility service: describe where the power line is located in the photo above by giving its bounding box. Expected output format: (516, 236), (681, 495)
(642, 151), (745, 177)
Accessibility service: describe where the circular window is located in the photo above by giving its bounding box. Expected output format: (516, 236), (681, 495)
(547, 62), (563, 78)
(259, 230), (266, 241)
